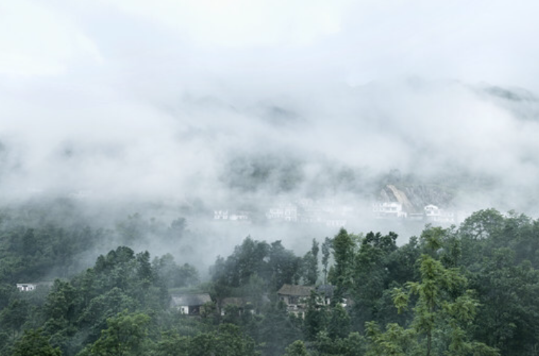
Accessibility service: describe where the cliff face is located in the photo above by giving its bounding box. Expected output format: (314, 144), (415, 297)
(379, 184), (455, 213)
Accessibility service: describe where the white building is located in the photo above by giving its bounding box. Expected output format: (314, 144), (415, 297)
(17, 283), (37, 292)
(214, 210), (250, 222)
(229, 211), (249, 221)
(325, 219), (347, 228)
(266, 203), (298, 222)
(283, 204), (298, 222)
(424, 204), (440, 217)
(170, 293), (212, 315)
(214, 210), (229, 220)
(372, 202), (407, 218)
(424, 205), (455, 223)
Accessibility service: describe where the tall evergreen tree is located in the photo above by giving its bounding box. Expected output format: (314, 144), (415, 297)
(330, 229), (355, 302)
(11, 329), (62, 356)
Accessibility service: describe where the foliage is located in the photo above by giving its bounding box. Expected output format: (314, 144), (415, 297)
(86, 310), (150, 356)
(5, 204), (539, 356)
(10, 328), (62, 356)
(373, 251), (499, 356)
(301, 239), (319, 286)
(283, 340), (309, 356)
(329, 228), (355, 301)
(210, 237), (301, 296)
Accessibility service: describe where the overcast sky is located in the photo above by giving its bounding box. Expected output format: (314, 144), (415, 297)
(1, 0), (539, 214)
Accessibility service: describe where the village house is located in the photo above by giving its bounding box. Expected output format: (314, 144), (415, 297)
(316, 284), (335, 306)
(277, 284), (314, 306)
(277, 284), (342, 318)
(277, 284), (314, 317)
(170, 293), (212, 316)
(220, 297), (255, 316)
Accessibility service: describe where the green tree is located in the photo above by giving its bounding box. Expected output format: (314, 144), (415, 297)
(352, 231), (399, 330)
(212, 324), (259, 356)
(153, 332), (190, 356)
(11, 328), (62, 356)
(365, 321), (416, 356)
(304, 291), (327, 341)
(330, 229), (355, 302)
(321, 237), (332, 285)
(460, 209), (505, 241)
(283, 340), (309, 356)
(185, 324), (259, 356)
(471, 249), (539, 355)
(258, 303), (302, 356)
(267, 241), (301, 291)
(89, 310), (150, 356)
(301, 239), (319, 285)
(327, 304), (351, 340)
(387, 253), (499, 356)
(314, 330), (365, 356)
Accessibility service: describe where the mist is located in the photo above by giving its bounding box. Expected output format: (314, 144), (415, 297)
(2, 0), (539, 267)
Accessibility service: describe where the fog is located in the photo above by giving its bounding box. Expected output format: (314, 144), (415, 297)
(1, 1), (539, 266)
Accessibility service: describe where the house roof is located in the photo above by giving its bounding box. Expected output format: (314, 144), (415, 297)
(222, 297), (246, 307)
(316, 284), (335, 297)
(171, 293), (212, 307)
(277, 284), (314, 296)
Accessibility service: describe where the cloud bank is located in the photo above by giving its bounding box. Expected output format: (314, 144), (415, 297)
(1, 0), (539, 220)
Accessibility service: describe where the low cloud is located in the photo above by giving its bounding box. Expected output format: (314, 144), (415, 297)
(1, 1), (539, 259)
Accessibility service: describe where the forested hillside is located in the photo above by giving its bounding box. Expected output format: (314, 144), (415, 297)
(2, 204), (539, 356)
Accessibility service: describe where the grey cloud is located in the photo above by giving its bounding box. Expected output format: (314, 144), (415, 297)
(1, 1), (539, 264)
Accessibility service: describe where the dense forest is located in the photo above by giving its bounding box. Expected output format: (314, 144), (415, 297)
(2, 200), (539, 356)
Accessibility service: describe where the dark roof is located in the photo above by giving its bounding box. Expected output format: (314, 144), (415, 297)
(171, 293), (212, 307)
(222, 297), (246, 307)
(316, 284), (335, 297)
(277, 284), (314, 296)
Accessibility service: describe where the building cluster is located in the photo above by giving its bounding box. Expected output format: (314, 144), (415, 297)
(372, 202), (455, 223)
(214, 199), (352, 227)
(169, 283), (337, 319)
(214, 200), (456, 226)
(213, 210), (250, 221)
(276, 284), (339, 318)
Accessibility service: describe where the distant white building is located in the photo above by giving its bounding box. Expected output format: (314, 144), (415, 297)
(424, 205), (455, 223)
(17, 283), (37, 292)
(340, 205), (355, 215)
(372, 202), (407, 218)
(16, 282), (52, 292)
(295, 199), (354, 226)
(229, 211), (249, 221)
(214, 210), (229, 220)
(284, 204), (298, 222)
(214, 210), (250, 222)
(325, 219), (347, 228)
(267, 203), (298, 222)
(424, 204), (440, 217)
